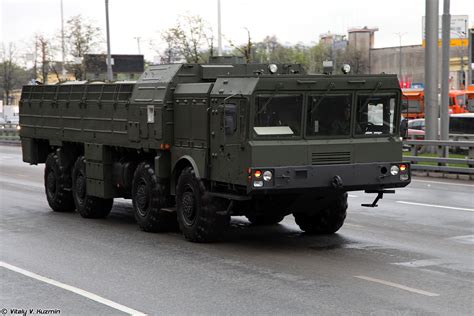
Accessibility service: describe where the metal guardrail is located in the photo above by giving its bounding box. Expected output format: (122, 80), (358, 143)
(1, 126), (472, 175)
(404, 139), (474, 174)
(0, 124), (20, 142)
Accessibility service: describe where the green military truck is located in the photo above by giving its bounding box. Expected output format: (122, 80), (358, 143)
(19, 57), (410, 242)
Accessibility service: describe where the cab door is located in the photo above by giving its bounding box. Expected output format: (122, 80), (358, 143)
(209, 97), (247, 184)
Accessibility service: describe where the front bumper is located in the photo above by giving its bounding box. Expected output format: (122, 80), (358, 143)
(248, 162), (410, 194)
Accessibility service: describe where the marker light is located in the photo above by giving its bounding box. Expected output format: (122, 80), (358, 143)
(400, 164), (407, 172)
(254, 170), (262, 178)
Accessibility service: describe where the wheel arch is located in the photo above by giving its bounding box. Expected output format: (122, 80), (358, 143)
(170, 155), (201, 195)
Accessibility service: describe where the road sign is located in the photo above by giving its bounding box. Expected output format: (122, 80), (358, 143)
(422, 15), (469, 47)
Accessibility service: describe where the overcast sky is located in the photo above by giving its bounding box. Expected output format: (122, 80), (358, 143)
(1, 0), (473, 61)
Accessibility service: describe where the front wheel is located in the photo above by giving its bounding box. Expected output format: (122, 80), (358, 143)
(176, 167), (230, 242)
(293, 192), (348, 234)
(72, 156), (113, 219)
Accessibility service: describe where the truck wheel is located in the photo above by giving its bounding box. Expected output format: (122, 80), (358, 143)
(131, 162), (178, 232)
(293, 192), (348, 234)
(72, 156), (113, 219)
(176, 167), (230, 242)
(246, 214), (284, 225)
(44, 152), (75, 212)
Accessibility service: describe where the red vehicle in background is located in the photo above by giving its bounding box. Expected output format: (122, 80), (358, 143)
(401, 89), (469, 119)
(466, 86), (474, 112)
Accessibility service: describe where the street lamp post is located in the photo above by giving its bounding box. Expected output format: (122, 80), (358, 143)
(134, 37), (141, 55)
(396, 32), (407, 84)
(105, 0), (113, 81)
(60, 0), (67, 81)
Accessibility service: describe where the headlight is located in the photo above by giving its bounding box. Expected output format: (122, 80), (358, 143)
(341, 64), (351, 74)
(390, 165), (400, 176)
(263, 170), (272, 182)
(16, 125), (21, 130)
(268, 64), (278, 74)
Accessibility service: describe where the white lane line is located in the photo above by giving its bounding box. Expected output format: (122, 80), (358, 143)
(396, 201), (474, 212)
(412, 179), (474, 188)
(354, 275), (440, 297)
(0, 261), (146, 316)
(447, 235), (474, 245)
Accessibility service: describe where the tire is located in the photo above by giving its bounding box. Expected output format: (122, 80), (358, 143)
(72, 156), (113, 219)
(246, 214), (284, 225)
(131, 162), (178, 232)
(293, 192), (348, 234)
(176, 167), (230, 242)
(44, 151), (75, 212)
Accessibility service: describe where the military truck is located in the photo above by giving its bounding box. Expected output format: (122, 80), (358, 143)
(19, 57), (411, 242)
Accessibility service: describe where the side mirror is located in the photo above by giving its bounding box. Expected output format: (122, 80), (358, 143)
(400, 119), (408, 138)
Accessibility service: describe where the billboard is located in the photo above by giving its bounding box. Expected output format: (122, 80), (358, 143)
(422, 15), (469, 47)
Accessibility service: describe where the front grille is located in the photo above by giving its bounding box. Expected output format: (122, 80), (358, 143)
(311, 151), (351, 165)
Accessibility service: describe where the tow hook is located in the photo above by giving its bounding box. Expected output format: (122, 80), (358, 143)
(332, 175), (343, 189)
(362, 190), (395, 207)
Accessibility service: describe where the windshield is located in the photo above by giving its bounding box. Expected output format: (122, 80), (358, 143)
(401, 99), (422, 113)
(456, 95), (465, 107)
(254, 94), (303, 136)
(306, 94), (352, 137)
(356, 94), (397, 136)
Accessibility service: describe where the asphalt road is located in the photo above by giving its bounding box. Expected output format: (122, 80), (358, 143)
(1, 144), (473, 315)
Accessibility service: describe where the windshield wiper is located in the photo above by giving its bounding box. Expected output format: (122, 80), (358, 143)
(358, 81), (383, 114)
(310, 82), (335, 115)
(256, 85), (281, 115)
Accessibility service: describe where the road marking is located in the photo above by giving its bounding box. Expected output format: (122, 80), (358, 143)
(392, 259), (451, 268)
(396, 201), (474, 212)
(447, 235), (474, 245)
(0, 261), (146, 316)
(354, 275), (440, 297)
(412, 179), (474, 188)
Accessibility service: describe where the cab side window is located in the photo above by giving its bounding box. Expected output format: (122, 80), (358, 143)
(224, 104), (238, 136)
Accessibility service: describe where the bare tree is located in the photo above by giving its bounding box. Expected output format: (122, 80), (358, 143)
(36, 35), (54, 84)
(343, 47), (368, 74)
(65, 15), (101, 80)
(160, 14), (214, 63)
(228, 28), (253, 63)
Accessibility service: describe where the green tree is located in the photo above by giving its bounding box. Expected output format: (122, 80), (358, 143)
(0, 43), (29, 105)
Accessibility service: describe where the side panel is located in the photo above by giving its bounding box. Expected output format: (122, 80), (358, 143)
(84, 143), (115, 198)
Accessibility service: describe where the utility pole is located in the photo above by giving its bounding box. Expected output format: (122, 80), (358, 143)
(424, 0), (439, 149)
(105, 0), (113, 81)
(440, 0), (450, 158)
(217, 0), (223, 56)
(134, 37), (141, 55)
(60, 0), (67, 81)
